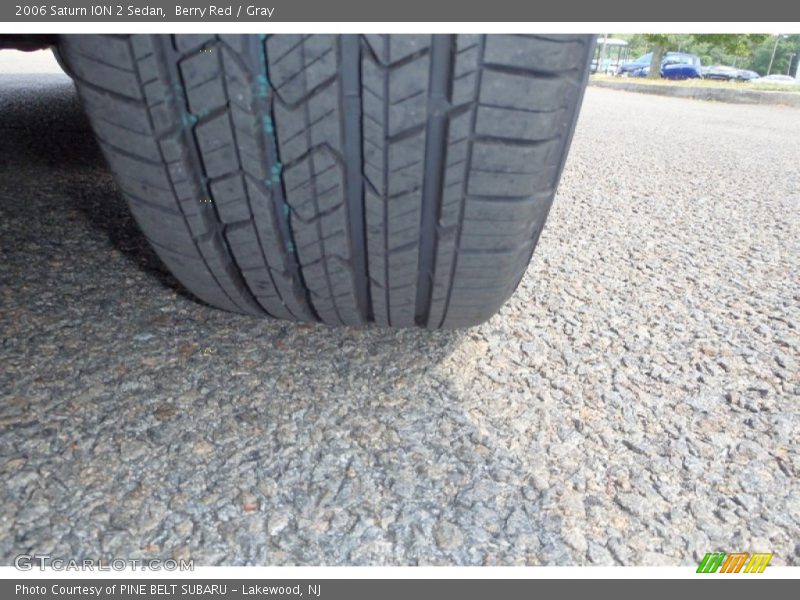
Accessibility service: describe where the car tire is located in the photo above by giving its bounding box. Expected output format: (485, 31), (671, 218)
(58, 34), (592, 329)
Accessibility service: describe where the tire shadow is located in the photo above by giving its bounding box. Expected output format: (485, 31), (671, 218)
(0, 73), (186, 297)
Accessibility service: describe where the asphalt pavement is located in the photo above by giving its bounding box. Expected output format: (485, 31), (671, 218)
(1, 66), (798, 565)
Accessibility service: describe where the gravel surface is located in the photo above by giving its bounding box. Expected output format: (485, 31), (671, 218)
(1, 70), (798, 566)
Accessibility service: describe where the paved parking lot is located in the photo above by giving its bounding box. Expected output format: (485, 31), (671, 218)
(1, 66), (798, 565)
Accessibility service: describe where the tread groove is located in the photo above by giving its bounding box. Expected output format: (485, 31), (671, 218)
(340, 35), (372, 323)
(414, 34), (455, 327)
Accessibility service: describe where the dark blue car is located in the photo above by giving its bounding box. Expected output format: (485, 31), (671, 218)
(618, 51), (703, 79)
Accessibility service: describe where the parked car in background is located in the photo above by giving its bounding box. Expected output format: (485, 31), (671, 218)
(591, 57), (620, 75)
(618, 51), (703, 79)
(702, 65), (761, 81)
(703, 65), (735, 80)
(735, 69), (761, 81)
(617, 52), (654, 76)
(757, 74), (800, 85)
(661, 54), (703, 79)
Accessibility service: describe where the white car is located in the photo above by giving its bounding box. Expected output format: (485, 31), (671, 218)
(757, 74), (800, 85)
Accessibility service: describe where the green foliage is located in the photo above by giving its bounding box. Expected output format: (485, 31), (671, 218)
(642, 34), (671, 46)
(691, 34), (769, 57)
(746, 34), (800, 75)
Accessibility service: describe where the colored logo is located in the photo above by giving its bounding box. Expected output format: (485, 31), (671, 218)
(697, 552), (773, 573)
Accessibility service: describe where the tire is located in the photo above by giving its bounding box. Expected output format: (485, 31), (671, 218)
(58, 34), (592, 329)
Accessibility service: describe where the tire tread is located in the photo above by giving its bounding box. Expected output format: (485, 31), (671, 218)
(60, 33), (592, 329)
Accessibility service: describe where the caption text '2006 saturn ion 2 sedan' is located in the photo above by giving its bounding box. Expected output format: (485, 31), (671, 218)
(1, 34), (594, 329)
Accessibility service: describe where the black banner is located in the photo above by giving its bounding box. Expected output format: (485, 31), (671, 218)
(3, 579), (799, 600)
(2, 0), (800, 22)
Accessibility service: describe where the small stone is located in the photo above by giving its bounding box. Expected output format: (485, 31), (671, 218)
(433, 521), (464, 551)
(615, 492), (647, 519)
(241, 493), (259, 513)
(587, 541), (615, 564)
(172, 545), (191, 561)
(154, 404), (176, 420)
(268, 509), (291, 535)
(192, 439), (214, 455)
(178, 343), (197, 359)
(1, 458), (26, 473)
(562, 528), (588, 553)
(174, 519), (193, 537)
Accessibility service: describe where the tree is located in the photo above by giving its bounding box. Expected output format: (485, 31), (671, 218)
(745, 34), (800, 75)
(691, 34), (769, 58)
(644, 34), (671, 79)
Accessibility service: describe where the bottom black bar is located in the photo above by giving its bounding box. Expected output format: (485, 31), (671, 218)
(2, 579), (794, 600)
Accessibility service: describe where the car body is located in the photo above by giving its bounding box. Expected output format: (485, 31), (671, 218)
(735, 69), (761, 81)
(618, 51), (702, 79)
(702, 65), (739, 80)
(703, 65), (761, 81)
(661, 53), (703, 79)
(617, 52), (653, 76)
